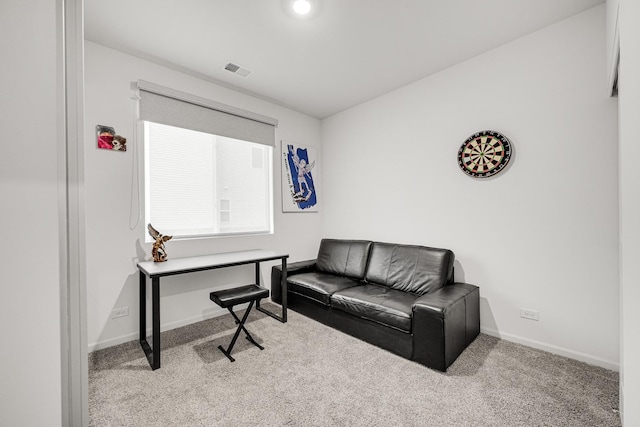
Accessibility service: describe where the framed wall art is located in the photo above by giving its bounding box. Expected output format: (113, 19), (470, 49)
(96, 125), (127, 151)
(281, 141), (318, 212)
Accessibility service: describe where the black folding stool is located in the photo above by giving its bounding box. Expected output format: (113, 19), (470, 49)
(209, 284), (270, 362)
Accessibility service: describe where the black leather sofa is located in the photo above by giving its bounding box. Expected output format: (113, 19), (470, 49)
(271, 239), (480, 371)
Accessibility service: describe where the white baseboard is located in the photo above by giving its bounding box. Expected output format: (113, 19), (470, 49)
(89, 332), (143, 353)
(89, 314), (619, 372)
(481, 326), (619, 372)
(88, 305), (243, 353)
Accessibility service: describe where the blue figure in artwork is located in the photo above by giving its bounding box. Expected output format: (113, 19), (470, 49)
(287, 144), (316, 209)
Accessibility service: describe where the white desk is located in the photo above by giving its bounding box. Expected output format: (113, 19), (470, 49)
(137, 249), (288, 370)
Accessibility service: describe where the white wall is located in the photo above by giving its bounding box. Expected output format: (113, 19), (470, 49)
(322, 5), (619, 369)
(617, 0), (640, 423)
(0, 0), (63, 425)
(84, 42), (322, 350)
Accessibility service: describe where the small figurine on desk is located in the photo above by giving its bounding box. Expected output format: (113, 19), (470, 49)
(147, 223), (172, 262)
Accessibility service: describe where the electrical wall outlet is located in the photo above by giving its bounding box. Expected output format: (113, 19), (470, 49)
(520, 308), (539, 321)
(111, 307), (129, 319)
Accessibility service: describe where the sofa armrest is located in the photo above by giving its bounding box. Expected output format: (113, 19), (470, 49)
(411, 282), (480, 371)
(270, 259), (317, 304)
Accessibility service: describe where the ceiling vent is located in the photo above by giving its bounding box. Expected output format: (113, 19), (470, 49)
(224, 62), (252, 78)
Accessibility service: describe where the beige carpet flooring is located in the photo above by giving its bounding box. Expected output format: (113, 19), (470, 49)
(89, 303), (620, 426)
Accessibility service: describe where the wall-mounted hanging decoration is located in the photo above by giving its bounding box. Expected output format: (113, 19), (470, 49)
(96, 125), (127, 151)
(282, 141), (318, 212)
(457, 130), (512, 178)
(147, 223), (172, 262)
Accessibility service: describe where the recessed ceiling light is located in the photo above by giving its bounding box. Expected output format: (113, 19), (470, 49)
(292, 0), (311, 15)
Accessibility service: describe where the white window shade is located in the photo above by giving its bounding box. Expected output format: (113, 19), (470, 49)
(136, 80), (277, 147)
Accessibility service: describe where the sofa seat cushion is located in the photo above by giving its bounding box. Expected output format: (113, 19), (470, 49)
(331, 284), (417, 333)
(288, 272), (362, 306)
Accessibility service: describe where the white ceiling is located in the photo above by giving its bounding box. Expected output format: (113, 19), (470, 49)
(84, 0), (604, 119)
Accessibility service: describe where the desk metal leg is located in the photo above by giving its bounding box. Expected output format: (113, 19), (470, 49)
(255, 262), (261, 287)
(281, 257), (287, 322)
(139, 271), (146, 342)
(256, 257), (288, 323)
(140, 274), (161, 370)
(151, 277), (160, 369)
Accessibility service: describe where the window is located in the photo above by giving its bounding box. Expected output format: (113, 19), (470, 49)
(144, 121), (273, 239)
(137, 80), (277, 240)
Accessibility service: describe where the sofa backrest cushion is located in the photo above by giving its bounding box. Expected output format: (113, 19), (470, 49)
(316, 239), (373, 280)
(365, 242), (454, 295)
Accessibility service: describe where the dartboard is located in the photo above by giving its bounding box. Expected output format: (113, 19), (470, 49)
(457, 130), (512, 178)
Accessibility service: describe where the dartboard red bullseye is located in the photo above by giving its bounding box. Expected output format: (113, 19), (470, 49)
(457, 130), (512, 178)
